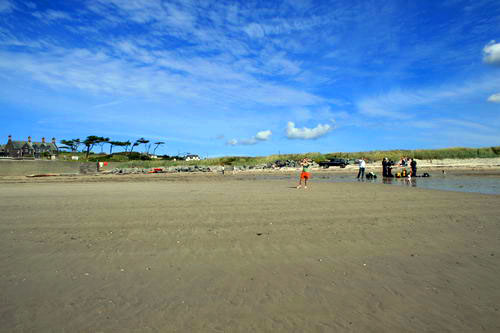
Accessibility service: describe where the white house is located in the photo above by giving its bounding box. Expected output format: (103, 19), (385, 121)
(185, 154), (201, 161)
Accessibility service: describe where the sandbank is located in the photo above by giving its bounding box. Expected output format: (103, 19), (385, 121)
(0, 175), (499, 332)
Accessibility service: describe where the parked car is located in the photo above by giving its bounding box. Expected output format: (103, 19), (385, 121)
(318, 158), (349, 168)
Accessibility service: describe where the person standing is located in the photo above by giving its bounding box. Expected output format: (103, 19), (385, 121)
(382, 157), (388, 177)
(410, 158), (417, 177)
(357, 157), (366, 180)
(297, 158), (311, 189)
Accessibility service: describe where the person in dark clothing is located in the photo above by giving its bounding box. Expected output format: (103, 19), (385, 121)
(410, 158), (417, 176)
(382, 158), (388, 177)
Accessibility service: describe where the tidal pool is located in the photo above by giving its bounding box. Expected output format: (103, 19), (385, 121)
(317, 172), (500, 195)
(255, 171), (500, 195)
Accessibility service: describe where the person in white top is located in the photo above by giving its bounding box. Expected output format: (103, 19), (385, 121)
(357, 157), (366, 180)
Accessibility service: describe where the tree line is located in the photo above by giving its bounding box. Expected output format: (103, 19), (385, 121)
(59, 136), (165, 158)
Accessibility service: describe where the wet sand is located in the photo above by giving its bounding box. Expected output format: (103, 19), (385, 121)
(1, 175), (499, 332)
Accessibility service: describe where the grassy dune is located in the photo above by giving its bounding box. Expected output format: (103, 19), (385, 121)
(120, 146), (500, 168)
(59, 146), (500, 167)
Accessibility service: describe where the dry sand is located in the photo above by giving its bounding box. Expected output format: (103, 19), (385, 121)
(1, 174), (499, 332)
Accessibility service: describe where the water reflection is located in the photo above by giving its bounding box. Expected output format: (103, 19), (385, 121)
(404, 178), (417, 187)
(371, 175), (499, 194)
(382, 177), (416, 187)
(259, 172), (500, 194)
(382, 177), (393, 184)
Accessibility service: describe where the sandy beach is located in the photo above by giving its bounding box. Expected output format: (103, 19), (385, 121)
(1, 173), (499, 332)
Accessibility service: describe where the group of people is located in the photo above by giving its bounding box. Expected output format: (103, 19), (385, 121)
(382, 156), (417, 178)
(296, 156), (418, 187)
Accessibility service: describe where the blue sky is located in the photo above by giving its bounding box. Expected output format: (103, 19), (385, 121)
(1, 0), (499, 157)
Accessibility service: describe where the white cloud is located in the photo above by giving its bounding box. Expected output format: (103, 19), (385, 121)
(488, 93), (500, 103)
(227, 129), (272, 145)
(483, 41), (500, 66)
(255, 130), (272, 140)
(286, 122), (332, 139)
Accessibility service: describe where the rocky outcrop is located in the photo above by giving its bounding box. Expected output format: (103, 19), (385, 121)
(106, 161), (319, 175)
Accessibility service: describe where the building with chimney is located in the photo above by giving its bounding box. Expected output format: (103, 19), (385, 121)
(4, 135), (58, 158)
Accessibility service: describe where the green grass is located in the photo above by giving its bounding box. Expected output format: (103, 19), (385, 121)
(59, 146), (500, 167)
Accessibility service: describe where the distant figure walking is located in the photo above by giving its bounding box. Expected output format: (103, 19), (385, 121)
(297, 158), (312, 189)
(357, 157), (366, 180)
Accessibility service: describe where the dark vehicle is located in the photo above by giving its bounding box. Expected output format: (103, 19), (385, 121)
(273, 160), (299, 168)
(318, 158), (349, 168)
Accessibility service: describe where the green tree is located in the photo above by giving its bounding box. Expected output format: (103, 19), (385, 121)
(109, 141), (130, 154)
(153, 141), (165, 155)
(129, 141), (139, 154)
(60, 138), (81, 152)
(136, 138), (150, 153)
(97, 137), (110, 153)
(83, 136), (107, 158)
(122, 141), (131, 153)
(108, 141), (118, 154)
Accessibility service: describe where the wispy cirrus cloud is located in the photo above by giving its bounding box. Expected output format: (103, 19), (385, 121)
(92, 100), (124, 109)
(0, 42), (323, 108)
(227, 130), (272, 146)
(440, 118), (493, 132)
(0, 0), (14, 14)
(286, 122), (332, 139)
(357, 74), (500, 119)
(33, 9), (71, 21)
(0, 0), (332, 111)
(24, 2), (36, 9)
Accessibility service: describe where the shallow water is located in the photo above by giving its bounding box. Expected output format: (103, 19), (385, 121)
(255, 172), (500, 195)
(316, 173), (500, 195)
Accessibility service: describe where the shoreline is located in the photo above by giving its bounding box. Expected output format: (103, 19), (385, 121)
(1, 161), (500, 184)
